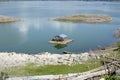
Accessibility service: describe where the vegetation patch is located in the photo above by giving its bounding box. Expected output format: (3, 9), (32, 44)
(104, 75), (120, 80)
(0, 59), (103, 77)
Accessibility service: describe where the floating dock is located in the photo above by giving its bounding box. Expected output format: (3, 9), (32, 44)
(49, 39), (73, 44)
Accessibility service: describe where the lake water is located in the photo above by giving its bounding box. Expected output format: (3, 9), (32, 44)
(0, 1), (120, 54)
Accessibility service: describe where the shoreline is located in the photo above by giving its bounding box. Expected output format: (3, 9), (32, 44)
(0, 43), (118, 68)
(0, 51), (109, 68)
(0, 42), (118, 80)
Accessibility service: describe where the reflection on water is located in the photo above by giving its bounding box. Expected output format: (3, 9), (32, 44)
(54, 44), (67, 49)
(0, 24), (26, 47)
(50, 21), (77, 34)
(0, 18), (42, 46)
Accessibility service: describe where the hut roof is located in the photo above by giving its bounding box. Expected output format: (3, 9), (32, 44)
(59, 34), (67, 38)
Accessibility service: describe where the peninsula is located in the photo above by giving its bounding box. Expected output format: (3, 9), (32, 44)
(54, 14), (112, 23)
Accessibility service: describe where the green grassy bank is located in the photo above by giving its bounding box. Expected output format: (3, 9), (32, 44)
(0, 59), (103, 77)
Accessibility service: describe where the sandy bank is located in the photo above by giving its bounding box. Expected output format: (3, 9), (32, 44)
(0, 52), (109, 68)
(49, 39), (73, 44)
(0, 15), (20, 23)
(54, 14), (112, 23)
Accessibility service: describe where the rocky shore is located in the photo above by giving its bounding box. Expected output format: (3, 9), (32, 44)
(54, 14), (112, 23)
(0, 52), (109, 68)
(0, 15), (20, 23)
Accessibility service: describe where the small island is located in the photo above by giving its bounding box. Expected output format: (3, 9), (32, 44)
(0, 15), (20, 23)
(54, 14), (112, 23)
(49, 34), (73, 44)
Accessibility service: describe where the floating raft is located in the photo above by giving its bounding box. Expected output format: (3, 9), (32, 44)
(49, 39), (73, 44)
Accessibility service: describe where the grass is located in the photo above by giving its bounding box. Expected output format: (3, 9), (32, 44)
(104, 75), (120, 80)
(0, 59), (103, 77)
(109, 47), (120, 59)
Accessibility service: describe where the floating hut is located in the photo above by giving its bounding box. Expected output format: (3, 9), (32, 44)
(49, 34), (73, 44)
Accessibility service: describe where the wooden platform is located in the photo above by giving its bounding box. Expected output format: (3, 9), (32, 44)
(49, 39), (73, 44)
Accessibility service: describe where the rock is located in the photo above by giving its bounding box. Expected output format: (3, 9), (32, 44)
(89, 53), (98, 59)
(0, 52), (109, 68)
(116, 69), (120, 76)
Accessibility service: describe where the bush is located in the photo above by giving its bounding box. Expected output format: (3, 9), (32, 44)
(105, 76), (120, 80)
(117, 42), (120, 48)
(117, 42), (120, 53)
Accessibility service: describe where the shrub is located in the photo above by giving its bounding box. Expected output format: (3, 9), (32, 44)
(105, 76), (120, 80)
(117, 42), (120, 48)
